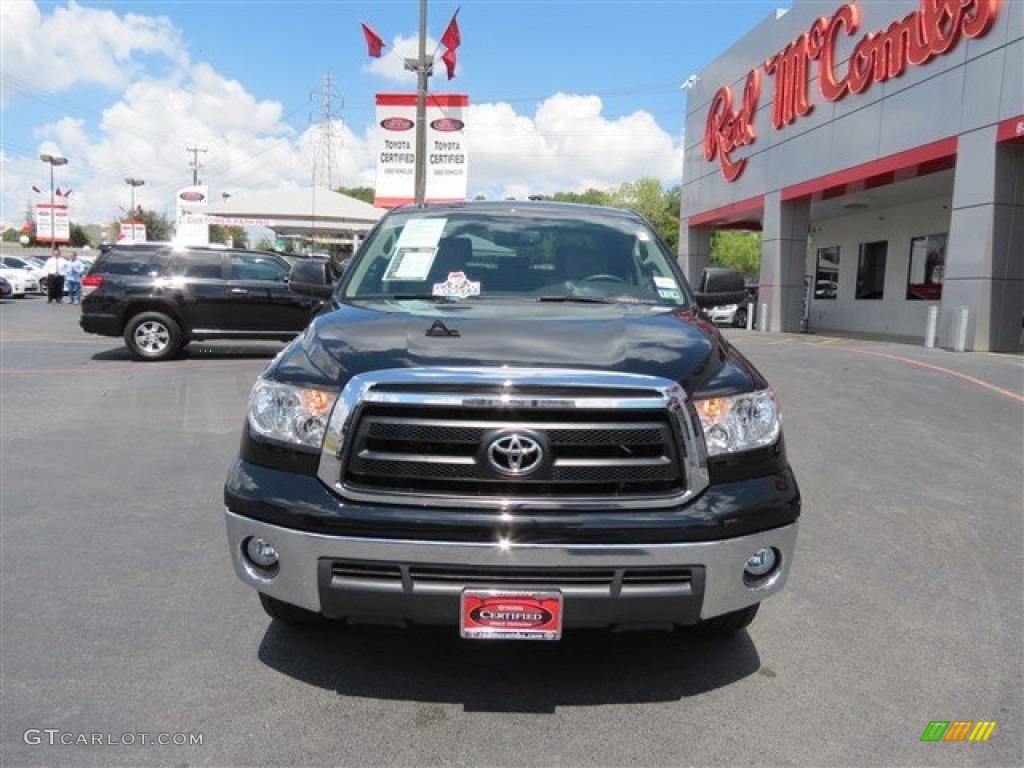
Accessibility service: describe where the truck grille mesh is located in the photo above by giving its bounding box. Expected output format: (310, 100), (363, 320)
(340, 403), (685, 499)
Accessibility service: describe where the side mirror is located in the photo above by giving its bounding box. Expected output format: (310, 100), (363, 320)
(694, 267), (747, 308)
(289, 259), (333, 299)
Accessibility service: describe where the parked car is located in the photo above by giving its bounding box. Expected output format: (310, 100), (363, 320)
(0, 275), (12, 298)
(708, 285), (759, 328)
(0, 265), (33, 297)
(79, 245), (321, 360)
(225, 201), (800, 638)
(0, 256), (46, 294)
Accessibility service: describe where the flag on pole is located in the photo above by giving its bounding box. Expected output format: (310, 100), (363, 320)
(55, 187), (62, 197)
(441, 48), (458, 80)
(441, 11), (461, 51)
(361, 23), (385, 57)
(440, 9), (461, 79)
(64, 188), (73, 197)
(32, 185), (41, 193)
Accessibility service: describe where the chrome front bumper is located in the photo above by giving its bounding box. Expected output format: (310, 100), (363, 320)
(226, 510), (798, 626)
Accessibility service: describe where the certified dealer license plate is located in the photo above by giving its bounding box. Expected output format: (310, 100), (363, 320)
(460, 589), (563, 640)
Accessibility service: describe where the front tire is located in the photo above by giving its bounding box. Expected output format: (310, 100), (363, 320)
(259, 593), (325, 624)
(124, 312), (181, 361)
(696, 603), (759, 634)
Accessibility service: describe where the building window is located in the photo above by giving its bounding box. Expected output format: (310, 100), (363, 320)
(814, 246), (840, 300)
(856, 241), (888, 300)
(906, 233), (946, 301)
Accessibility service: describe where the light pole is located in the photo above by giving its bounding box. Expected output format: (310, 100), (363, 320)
(125, 177), (145, 215)
(39, 153), (68, 247)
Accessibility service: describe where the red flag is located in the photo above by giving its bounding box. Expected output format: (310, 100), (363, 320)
(55, 187), (62, 196)
(32, 185), (41, 193)
(441, 47), (457, 80)
(441, 12), (460, 51)
(64, 188), (73, 197)
(361, 23), (385, 58)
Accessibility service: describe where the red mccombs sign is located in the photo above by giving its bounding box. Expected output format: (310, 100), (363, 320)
(704, 0), (1001, 181)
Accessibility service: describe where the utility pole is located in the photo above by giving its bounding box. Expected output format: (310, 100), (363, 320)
(185, 143), (208, 186)
(407, 0), (431, 205)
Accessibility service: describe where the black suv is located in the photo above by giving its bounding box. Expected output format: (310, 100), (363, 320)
(80, 245), (319, 361)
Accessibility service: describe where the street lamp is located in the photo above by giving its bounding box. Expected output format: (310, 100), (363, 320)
(125, 177), (145, 215)
(39, 153), (68, 247)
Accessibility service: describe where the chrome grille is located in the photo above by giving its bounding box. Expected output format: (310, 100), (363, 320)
(316, 368), (710, 510)
(344, 406), (682, 497)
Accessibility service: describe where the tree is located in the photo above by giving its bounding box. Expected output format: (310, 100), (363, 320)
(3, 228), (20, 242)
(607, 177), (680, 252)
(336, 186), (375, 204)
(115, 208), (173, 242)
(208, 224), (246, 247)
(552, 188), (610, 206)
(710, 230), (761, 279)
(69, 223), (91, 247)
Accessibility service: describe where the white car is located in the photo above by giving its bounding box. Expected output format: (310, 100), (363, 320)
(708, 303), (752, 328)
(0, 256), (46, 294)
(0, 266), (34, 297)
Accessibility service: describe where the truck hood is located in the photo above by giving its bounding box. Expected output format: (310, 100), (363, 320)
(267, 300), (764, 396)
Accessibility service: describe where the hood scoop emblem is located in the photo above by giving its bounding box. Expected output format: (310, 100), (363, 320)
(425, 319), (460, 338)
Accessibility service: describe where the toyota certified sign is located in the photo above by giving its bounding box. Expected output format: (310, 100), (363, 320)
(374, 93), (469, 208)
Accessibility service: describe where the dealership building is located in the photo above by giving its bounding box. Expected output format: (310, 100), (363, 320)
(679, 0), (1022, 351)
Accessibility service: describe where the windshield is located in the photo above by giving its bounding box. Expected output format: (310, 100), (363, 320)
(342, 206), (692, 306)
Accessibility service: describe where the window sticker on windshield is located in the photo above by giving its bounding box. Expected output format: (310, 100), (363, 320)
(653, 275), (681, 300)
(395, 218), (447, 249)
(384, 247), (435, 280)
(433, 271), (481, 299)
(636, 230), (651, 242)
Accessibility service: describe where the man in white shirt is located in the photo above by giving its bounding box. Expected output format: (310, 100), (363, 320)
(43, 246), (68, 304)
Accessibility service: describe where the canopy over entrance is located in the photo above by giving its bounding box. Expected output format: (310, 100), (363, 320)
(206, 186), (386, 247)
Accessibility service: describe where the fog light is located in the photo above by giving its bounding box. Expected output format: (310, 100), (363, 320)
(744, 547), (777, 577)
(245, 537), (279, 568)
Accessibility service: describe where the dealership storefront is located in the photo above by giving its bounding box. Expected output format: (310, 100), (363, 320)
(679, 0), (1022, 351)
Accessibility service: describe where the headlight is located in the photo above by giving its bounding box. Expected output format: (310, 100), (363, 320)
(248, 379), (337, 451)
(694, 389), (780, 456)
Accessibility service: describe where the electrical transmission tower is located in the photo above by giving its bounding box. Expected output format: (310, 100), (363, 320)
(312, 72), (343, 191)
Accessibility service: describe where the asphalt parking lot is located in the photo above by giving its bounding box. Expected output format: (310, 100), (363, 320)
(2, 295), (1021, 767)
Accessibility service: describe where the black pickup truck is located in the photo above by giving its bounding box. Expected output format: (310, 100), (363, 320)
(224, 201), (800, 639)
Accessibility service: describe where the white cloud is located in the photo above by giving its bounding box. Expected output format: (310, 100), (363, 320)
(0, 0), (186, 103)
(465, 94), (682, 200)
(364, 34), (440, 86)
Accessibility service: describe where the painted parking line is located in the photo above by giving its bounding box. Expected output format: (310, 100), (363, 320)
(848, 348), (1024, 403)
(0, 360), (265, 376)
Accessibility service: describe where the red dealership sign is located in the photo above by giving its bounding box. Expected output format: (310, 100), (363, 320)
(704, 0), (1001, 181)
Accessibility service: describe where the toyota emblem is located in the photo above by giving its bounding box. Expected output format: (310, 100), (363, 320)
(487, 434), (543, 476)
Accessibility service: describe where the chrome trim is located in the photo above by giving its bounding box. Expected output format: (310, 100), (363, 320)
(315, 367), (710, 510)
(225, 511), (798, 621)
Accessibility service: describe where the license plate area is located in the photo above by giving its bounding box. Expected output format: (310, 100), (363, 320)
(460, 589), (563, 640)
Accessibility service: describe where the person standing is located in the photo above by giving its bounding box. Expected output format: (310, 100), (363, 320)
(66, 251), (85, 304)
(43, 246), (67, 304)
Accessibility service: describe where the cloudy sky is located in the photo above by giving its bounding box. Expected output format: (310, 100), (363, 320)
(1, 0), (783, 228)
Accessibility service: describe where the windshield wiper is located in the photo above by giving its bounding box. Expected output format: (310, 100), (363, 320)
(387, 293), (461, 303)
(535, 295), (615, 304)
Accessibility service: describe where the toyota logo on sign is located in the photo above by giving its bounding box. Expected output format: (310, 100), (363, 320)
(487, 434), (543, 476)
(380, 117), (414, 131)
(430, 118), (464, 132)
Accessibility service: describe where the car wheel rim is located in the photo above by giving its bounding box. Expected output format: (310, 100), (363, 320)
(135, 322), (170, 353)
